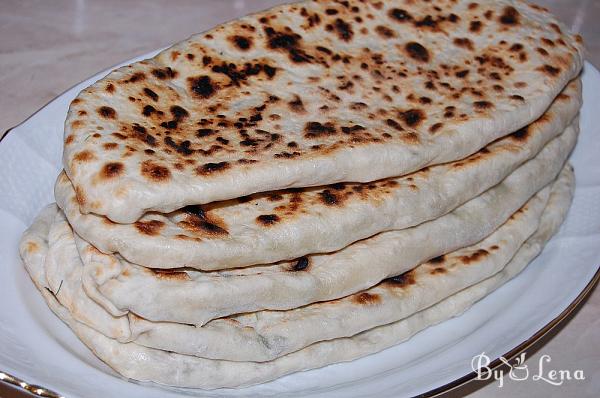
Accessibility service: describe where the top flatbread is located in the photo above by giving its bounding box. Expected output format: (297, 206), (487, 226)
(56, 80), (580, 269)
(62, 0), (583, 223)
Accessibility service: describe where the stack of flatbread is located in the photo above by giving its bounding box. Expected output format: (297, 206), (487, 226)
(20, 0), (584, 389)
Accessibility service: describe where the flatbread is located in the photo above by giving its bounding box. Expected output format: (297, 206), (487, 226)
(19, 163), (574, 388)
(77, 120), (578, 325)
(56, 79), (581, 270)
(45, 180), (551, 361)
(62, 0), (583, 223)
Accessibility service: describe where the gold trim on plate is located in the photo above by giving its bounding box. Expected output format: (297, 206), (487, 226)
(0, 370), (63, 398)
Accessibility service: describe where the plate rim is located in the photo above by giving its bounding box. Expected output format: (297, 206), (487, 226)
(1, 48), (598, 397)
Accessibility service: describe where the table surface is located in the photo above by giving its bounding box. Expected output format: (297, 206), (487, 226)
(0, 1), (598, 397)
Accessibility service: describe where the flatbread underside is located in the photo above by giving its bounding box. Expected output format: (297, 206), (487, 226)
(62, 0), (583, 223)
(20, 163), (574, 388)
(55, 79), (582, 270)
(78, 120), (578, 326)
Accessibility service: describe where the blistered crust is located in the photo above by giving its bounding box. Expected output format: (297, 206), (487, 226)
(63, 0), (583, 222)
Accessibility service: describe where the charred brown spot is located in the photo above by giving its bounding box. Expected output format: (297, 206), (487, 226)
(131, 124), (157, 146)
(319, 189), (339, 206)
(141, 161), (171, 182)
(384, 270), (416, 287)
(100, 162), (124, 179)
(341, 124), (366, 134)
(97, 106), (116, 119)
(170, 105), (189, 120)
(375, 25), (396, 38)
(256, 214), (280, 226)
(73, 150), (95, 162)
(389, 8), (412, 22)
(263, 64), (277, 78)
(134, 220), (165, 236)
(74, 185), (86, 206)
(181, 205), (205, 219)
(510, 126), (529, 141)
(304, 121), (336, 138)
(70, 120), (85, 129)
(444, 106), (456, 118)
(429, 122), (443, 134)
(196, 161), (230, 176)
(188, 220), (229, 236)
(151, 269), (191, 281)
(499, 6), (520, 25)
(143, 88), (159, 102)
(430, 267), (447, 275)
(469, 20), (482, 33)
(211, 62), (266, 86)
(197, 128), (215, 137)
(542, 38), (555, 47)
(509, 43), (524, 52)
(103, 142), (118, 150)
(240, 138), (259, 147)
(292, 257), (310, 271)
(151, 67), (177, 80)
(288, 95), (306, 113)
(474, 100), (493, 110)
(518, 52), (528, 62)
(188, 75), (217, 98)
(386, 118), (403, 131)
(401, 109), (425, 127)
(229, 35), (253, 50)
(125, 72), (146, 83)
(265, 27), (312, 63)
(164, 137), (193, 156)
(105, 83), (115, 93)
(459, 249), (489, 264)
(142, 105), (157, 116)
(453, 37), (474, 51)
(429, 255), (445, 264)
(25, 241), (39, 254)
(267, 193), (284, 202)
(446, 12), (459, 22)
(180, 205), (228, 236)
(455, 69), (470, 78)
(333, 18), (353, 41)
(352, 292), (381, 305)
(539, 64), (561, 76)
(405, 42), (430, 62)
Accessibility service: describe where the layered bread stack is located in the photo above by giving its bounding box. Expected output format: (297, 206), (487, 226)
(20, 0), (584, 389)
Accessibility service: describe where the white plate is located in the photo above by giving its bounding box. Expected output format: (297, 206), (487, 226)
(0, 52), (599, 397)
